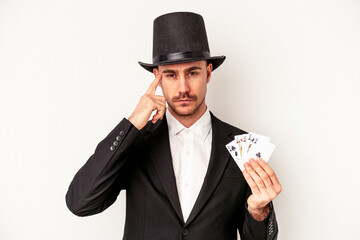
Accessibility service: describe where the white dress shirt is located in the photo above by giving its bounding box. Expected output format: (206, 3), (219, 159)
(166, 107), (212, 222)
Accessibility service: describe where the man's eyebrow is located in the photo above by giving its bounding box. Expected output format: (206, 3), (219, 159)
(161, 66), (202, 74)
(161, 69), (177, 74)
(184, 66), (202, 72)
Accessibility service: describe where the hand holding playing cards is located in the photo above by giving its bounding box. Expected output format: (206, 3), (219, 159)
(226, 132), (281, 220)
(243, 158), (282, 221)
(128, 73), (166, 130)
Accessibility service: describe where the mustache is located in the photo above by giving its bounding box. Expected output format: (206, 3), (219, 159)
(171, 93), (197, 102)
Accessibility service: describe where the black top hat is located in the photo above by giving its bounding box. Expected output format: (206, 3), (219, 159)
(138, 12), (226, 72)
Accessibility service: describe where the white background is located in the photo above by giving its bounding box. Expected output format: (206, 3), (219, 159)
(1, 0), (359, 239)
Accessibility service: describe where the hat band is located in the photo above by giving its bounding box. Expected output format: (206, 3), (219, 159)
(153, 51), (210, 63)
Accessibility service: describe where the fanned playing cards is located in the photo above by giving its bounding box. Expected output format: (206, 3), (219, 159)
(226, 133), (275, 171)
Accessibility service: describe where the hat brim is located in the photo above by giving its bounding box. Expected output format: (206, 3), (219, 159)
(138, 55), (226, 73)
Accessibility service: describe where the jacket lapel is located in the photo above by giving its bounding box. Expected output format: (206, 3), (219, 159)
(184, 112), (233, 226)
(144, 117), (185, 223)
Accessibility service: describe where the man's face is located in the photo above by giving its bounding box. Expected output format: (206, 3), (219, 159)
(154, 60), (212, 118)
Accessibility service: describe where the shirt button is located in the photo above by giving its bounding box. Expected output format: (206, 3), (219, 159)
(182, 228), (189, 236)
(116, 136), (121, 141)
(110, 145), (116, 151)
(186, 150), (190, 155)
(185, 181), (189, 187)
(119, 130), (125, 136)
(185, 129), (189, 134)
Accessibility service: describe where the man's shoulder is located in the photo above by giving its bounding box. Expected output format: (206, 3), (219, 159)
(139, 111), (248, 136)
(210, 112), (248, 136)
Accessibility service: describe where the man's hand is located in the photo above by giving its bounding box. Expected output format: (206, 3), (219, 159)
(243, 158), (282, 221)
(128, 73), (166, 130)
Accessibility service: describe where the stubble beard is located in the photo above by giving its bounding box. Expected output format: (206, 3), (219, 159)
(167, 94), (206, 117)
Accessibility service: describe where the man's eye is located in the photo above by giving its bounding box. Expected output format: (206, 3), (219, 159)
(189, 71), (197, 76)
(166, 74), (175, 78)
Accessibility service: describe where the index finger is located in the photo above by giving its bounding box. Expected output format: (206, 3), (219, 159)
(146, 73), (162, 95)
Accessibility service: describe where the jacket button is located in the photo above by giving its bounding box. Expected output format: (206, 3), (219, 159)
(116, 136), (121, 141)
(113, 141), (119, 146)
(110, 145), (116, 151)
(119, 130), (125, 136)
(182, 228), (189, 236)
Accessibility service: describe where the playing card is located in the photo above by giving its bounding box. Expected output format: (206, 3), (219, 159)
(227, 132), (275, 171)
(231, 134), (247, 170)
(234, 134), (249, 159)
(225, 139), (240, 161)
(242, 133), (270, 161)
(246, 141), (275, 163)
(226, 139), (247, 171)
(249, 132), (270, 142)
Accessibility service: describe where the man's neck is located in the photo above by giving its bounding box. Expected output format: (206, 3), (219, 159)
(168, 103), (207, 128)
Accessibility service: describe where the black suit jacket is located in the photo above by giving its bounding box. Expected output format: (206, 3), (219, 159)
(66, 112), (278, 240)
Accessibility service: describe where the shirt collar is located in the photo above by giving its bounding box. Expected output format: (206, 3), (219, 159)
(166, 107), (212, 141)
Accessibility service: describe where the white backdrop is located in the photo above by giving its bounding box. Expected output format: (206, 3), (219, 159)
(1, 0), (360, 239)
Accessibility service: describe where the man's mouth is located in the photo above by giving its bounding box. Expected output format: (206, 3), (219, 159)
(176, 99), (193, 103)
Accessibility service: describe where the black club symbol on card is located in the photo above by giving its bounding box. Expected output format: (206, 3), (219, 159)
(228, 146), (238, 156)
(256, 152), (261, 158)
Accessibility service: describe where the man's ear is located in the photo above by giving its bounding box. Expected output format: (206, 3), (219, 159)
(206, 63), (213, 83)
(153, 67), (158, 76)
(153, 67), (162, 87)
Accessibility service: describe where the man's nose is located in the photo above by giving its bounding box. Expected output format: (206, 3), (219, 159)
(177, 74), (190, 93)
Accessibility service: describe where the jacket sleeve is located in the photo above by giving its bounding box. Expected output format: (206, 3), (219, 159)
(65, 118), (141, 217)
(238, 187), (279, 240)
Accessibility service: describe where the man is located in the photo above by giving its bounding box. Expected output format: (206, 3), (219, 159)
(66, 12), (281, 240)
